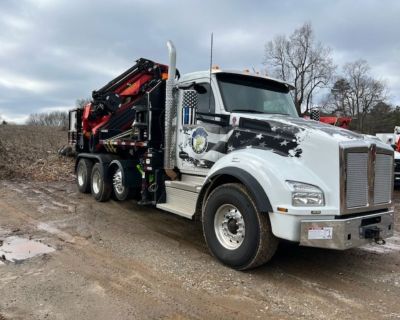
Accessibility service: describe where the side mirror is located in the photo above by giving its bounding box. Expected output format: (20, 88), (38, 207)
(181, 89), (198, 125)
(177, 82), (207, 94)
(193, 84), (207, 94)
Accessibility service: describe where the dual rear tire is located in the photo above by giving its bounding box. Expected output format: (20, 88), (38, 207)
(76, 158), (93, 193)
(111, 168), (134, 201)
(90, 163), (112, 202)
(76, 159), (131, 202)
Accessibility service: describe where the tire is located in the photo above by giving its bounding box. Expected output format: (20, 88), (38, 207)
(76, 158), (93, 193)
(90, 163), (112, 202)
(202, 183), (278, 270)
(112, 167), (133, 201)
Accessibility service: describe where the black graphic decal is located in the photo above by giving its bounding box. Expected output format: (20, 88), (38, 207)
(226, 118), (304, 157)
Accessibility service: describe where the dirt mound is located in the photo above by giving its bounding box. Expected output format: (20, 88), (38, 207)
(0, 125), (74, 181)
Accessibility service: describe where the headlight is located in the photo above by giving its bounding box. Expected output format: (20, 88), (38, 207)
(286, 181), (325, 206)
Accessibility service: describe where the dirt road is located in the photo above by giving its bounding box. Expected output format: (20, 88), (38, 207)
(0, 180), (399, 320)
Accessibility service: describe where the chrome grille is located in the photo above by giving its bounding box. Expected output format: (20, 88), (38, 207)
(346, 153), (368, 208)
(340, 142), (393, 214)
(374, 154), (393, 204)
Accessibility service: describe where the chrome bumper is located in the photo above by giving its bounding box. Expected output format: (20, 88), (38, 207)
(300, 210), (394, 250)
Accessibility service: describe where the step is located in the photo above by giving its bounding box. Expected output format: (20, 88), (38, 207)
(180, 174), (206, 185)
(156, 203), (194, 219)
(156, 186), (199, 219)
(165, 180), (202, 193)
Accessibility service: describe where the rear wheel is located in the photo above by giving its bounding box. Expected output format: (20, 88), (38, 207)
(112, 168), (133, 201)
(202, 183), (278, 270)
(76, 158), (93, 193)
(90, 163), (112, 202)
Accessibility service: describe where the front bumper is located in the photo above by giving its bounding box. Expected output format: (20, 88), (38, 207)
(300, 210), (394, 250)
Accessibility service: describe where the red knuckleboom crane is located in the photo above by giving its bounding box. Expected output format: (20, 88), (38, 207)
(70, 58), (169, 153)
(319, 116), (352, 129)
(307, 110), (352, 129)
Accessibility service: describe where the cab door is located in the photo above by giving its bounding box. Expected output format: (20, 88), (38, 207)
(175, 78), (229, 175)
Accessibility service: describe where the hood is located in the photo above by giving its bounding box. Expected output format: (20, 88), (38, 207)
(227, 113), (389, 158)
(233, 113), (362, 140)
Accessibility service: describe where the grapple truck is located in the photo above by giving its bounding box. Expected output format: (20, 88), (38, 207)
(69, 41), (395, 270)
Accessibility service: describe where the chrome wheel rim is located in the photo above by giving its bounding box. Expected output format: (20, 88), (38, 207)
(92, 171), (101, 194)
(113, 169), (124, 195)
(214, 204), (245, 250)
(77, 164), (85, 186)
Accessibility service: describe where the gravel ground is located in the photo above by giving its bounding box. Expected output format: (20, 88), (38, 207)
(0, 180), (399, 320)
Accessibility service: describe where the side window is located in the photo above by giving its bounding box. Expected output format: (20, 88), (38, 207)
(197, 83), (215, 114)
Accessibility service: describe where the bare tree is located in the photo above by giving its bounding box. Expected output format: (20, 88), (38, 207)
(26, 111), (68, 128)
(26, 99), (90, 129)
(264, 22), (335, 115)
(327, 78), (352, 116)
(345, 60), (388, 131)
(328, 60), (388, 131)
(76, 98), (91, 108)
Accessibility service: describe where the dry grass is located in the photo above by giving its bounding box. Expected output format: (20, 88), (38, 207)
(0, 125), (74, 181)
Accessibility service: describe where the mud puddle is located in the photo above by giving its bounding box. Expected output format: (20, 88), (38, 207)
(0, 236), (54, 263)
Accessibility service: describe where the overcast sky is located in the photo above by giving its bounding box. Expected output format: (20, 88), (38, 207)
(0, 0), (399, 123)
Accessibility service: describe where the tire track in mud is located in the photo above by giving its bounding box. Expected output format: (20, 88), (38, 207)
(0, 182), (287, 319)
(0, 182), (308, 318)
(1, 180), (400, 319)
(1, 180), (78, 215)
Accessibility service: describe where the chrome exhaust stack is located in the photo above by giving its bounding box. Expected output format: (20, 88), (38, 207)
(166, 40), (176, 81)
(164, 41), (177, 179)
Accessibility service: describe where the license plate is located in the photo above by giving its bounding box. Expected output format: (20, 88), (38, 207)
(308, 227), (333, 240)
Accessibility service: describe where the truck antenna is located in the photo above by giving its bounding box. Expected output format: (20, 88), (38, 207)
(208, 32), (213, 113)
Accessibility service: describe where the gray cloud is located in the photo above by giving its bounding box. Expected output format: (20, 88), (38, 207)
(0, 0), (399, 122)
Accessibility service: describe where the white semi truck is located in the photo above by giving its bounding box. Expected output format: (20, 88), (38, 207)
(69, 41), (395, 270)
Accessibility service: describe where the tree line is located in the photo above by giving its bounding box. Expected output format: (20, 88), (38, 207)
(264, 22), (394, 133)
(26, 111), (69, 128)
(25, 100), (89, 129)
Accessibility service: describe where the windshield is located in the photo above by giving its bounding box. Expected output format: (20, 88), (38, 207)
(217, 73), (298, 117)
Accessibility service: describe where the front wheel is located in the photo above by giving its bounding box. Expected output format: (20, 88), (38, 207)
(202, 183), (278, 270)
(90, 163), (112, 202)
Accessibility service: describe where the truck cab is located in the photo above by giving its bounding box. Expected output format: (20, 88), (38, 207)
(70, 41), (395, 270)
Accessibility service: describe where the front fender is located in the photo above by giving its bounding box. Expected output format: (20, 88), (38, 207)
(202, 166), (273, 214)
(202, 148), (333, 214)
